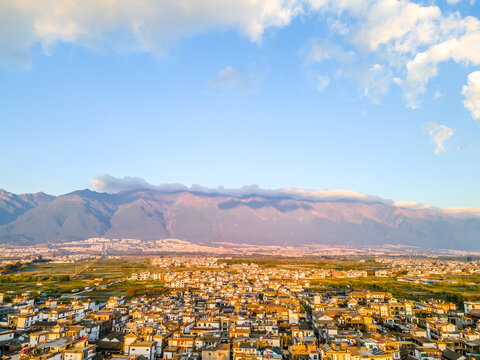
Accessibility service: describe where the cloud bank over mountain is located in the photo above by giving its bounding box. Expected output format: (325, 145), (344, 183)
(2, 182), (480, 250)
(91, 174), (480, 217)
(91, 174), (392, 204)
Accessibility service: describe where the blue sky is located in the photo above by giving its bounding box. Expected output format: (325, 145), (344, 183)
(1, 0), (480, 209)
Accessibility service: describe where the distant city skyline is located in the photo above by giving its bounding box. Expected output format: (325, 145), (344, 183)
(1, 0), (480, 208)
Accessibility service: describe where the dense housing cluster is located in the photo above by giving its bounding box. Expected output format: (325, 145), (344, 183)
(0, 258), (479, 360)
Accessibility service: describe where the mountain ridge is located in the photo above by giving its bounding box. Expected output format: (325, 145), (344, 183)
(0, 187), (479, 250)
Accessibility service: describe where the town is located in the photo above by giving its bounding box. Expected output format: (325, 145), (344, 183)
(0, 255), (479, 360)
(3, 0), (480, 359)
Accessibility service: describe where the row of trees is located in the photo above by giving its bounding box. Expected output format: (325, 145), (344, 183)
(126, 285), (169, 298)
(0, 274), (70, 283)
(0, 256), (50, 275)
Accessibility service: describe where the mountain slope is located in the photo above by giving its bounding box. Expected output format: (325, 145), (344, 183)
(0, 188), (479, 250)
(0, 189), (55, 226)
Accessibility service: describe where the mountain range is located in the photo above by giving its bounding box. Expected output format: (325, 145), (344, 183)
(0, 187), (479, 250)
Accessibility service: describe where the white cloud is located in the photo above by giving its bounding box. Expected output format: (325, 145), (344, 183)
(91, 174), (388, 204)
(0, 0), (306, 68)
(305, 40), (392, 102)
(350, 0), (441, 53)
(1, 0), (480, 117)
(280, 188), (388, 203)
(91, 174), (188, 193)
(423, 122), (455, 155)
(441, 207), (480, 217)
(394, 201), (431, 210)
(306, 2), (480, 111)
(313, 74), (330, 92)
(395, 200), (480, 217)
(329, 19), (349, 36)
(447, 0), (476, 4)
(211, 66), (243, 89)
(359, 63), (392, 103)
(462, 71), (480, 120)
(210, 66), (264, 93)
(305, 38), (355, 64)
(401, 27), (480, 108)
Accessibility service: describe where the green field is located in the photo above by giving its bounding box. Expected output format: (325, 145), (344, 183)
(309, 276), (480, 306)
(0, 258), (157, 301)
(0, 257), (479, 306)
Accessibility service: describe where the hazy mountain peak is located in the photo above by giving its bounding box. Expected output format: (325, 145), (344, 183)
(0, 185), (479, 250)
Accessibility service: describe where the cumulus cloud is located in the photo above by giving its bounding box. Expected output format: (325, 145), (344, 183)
(462, 71), (480, 120)
(210, 66), (263, 92)
(423, 122), (455, 155)
(305, 38), (355, 65)
(349, 0), (441, 53)
(211, 66), (243, 89)
(401, 26), (480, 108)
(304, 39), (392, 102)
(302, 2), (480, 111)
(312, 73), (330, 92)
(358, 64), (392, 104)
(0, 0), (305, 68)
(446, 0), (476, 4)
(433, 90), (443, 99)
(2, 0), (480, 116)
